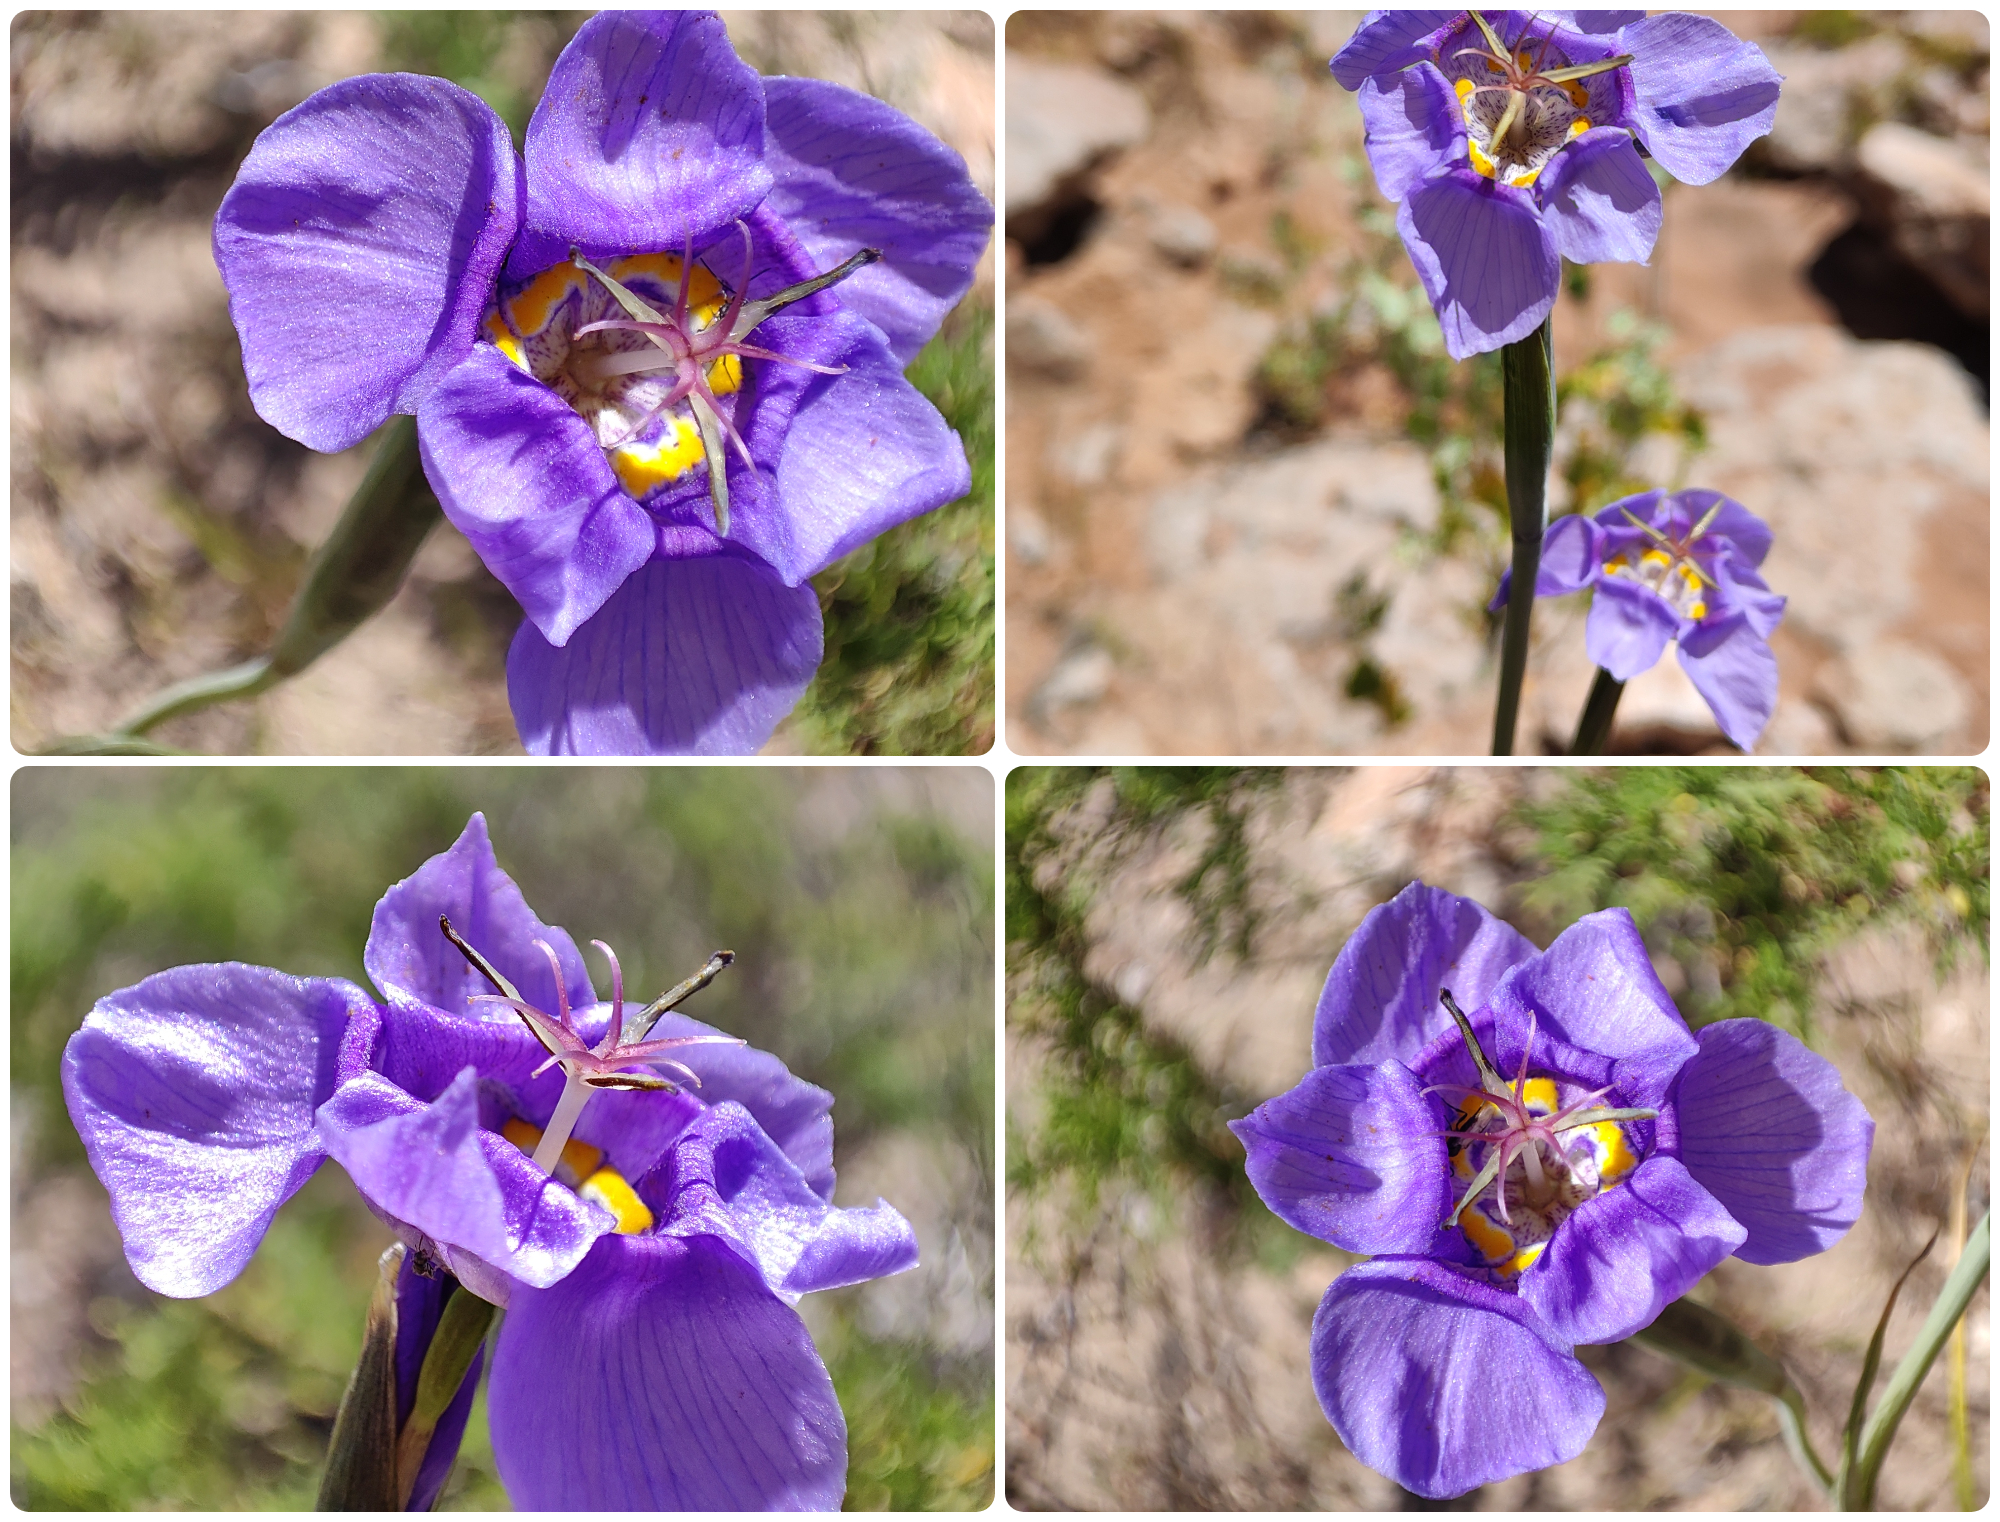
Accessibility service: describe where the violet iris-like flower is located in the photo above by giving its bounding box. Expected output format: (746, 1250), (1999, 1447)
(1332, 10), (1781, 358)
(1230, 881), (1871, 1499)
(1492, 487), (1786, 750)
(61, 814), (918, 1509)
(213, 11), (992, 754)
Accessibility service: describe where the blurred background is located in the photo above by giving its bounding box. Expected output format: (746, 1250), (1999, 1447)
(12, 766), (995, 1508)
(1008, 765), (1988, 1508)
(1005, 11), (1988, 756)
(11, 10), (995, 755)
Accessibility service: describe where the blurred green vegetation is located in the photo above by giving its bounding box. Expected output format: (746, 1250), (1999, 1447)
(12, 768), (994, 1509)
(1007, 765), (1988, 1264)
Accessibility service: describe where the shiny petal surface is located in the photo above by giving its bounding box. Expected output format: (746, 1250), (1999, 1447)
(511, 10), (772, 277)
(1230, 1063), (1448, 1255)
(487, 1232), (846, 1509)
(1312, 1258), (1604, 1499)
(506, 553), (824, 757)
(365, 813), (595, 1025)
(1330, 12), (1459, 89)
(1585, 575), (1680, 681)
(1520, 1156), (1746, 1345)
(1621, 13), (1782, 185)
(416, 345), (656, 646)
(1539, 128), (1662, 265)
(1485, 908), (1696, 1107)
(1398, 168), (1558, 360)
(1678, 614), (1779, 751)
(60, 965), (372, 1297)
(1672, 1017), (1874, 1265)
(212, 74), (522, 452)
(1357, 64), (1463, 203)
(761, 75), (992, 365)
(1313, 881), (1537, 1068)
(318, 1068), (613, 1290)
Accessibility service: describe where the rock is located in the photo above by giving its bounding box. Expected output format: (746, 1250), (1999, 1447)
(1006, 293), (1091, 379)
(1852, 122), (1990, 316)
(1143, 201), (1218, 267)
(1046, 422), (1124, 486)
(1005, 53), (1151, 216)
(1031, 643), (1115, 722)
(1814, 640), (1973, 751)
(1008, 500), (1054, 567)
(1759, 37), (1910, 173)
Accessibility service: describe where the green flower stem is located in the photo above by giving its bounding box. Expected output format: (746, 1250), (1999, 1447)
(1570, 666), (1625, 754)
(1492, 314), (1554, 755)
(393, 1284), (497, 1508)
(1841, 1210), (1990, 1510)
(77, 415), (437, 750)
(317, 1243), (405, 1511)
(1629, 1294), (1833, 1495)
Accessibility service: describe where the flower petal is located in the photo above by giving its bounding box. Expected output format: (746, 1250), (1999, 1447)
(647, 1101), (918, 1300)
(1330, 12), (1459, 90)
(1398, 167), (1559, 360)
(511, 10), (773, 277)
(506, 552), (824, 756)
(212, 74), (521, 453)
(1677, 614), (1779, 751)
(1357, 63), (1464, 204)
(1585, 574), (1679, 681)
(1539, 129), (1661, 265)
(1519, 1156), (1746, 1345)
(760, 75), (993, 365)
(393, 1253), (487, 1513)
(1313, 880), (1537, 1068)
(1671, 1017), (1874, 1265)
(1486, 908), (1697, 1107)
(416, 345), (657, 646)
(59, 966), (374, 1298)
(1312, 1258), (1604, 1499)
(1671, 488), (1771, 566)
(1486, 512), (1604, 612)
(487, 1232), (846, 1509)
(1230, 1063), (1449, 1255)
(364, 813), (595, 1027)
(318, 1068), (614, 1291)
(1620, 13), (1782, 186)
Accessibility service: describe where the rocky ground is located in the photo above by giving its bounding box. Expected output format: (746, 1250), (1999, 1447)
(1004, 11), (1989, 756)
(1006, 767), (1990, 1510)
(10, 11), (995, 755)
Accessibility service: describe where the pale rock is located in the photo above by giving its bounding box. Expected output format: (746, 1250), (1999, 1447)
(1005, 53), (1151, 215)
(1046, 421), (1124, 486)
(1853, 121), (1990, 316)
(1032, 644), (1116, 721)
(1007, 293), (1090, 379)
(1008, 500), (1054, 567)
(1143, 200), (1219, 267)
(1814, 640), (1973, 751)
(1759, 38), (1910, 172)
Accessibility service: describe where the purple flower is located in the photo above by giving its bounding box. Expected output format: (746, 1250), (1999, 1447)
(1491, 487), (1787, 750)
(1229, 881), (1871, 1499)
(213, 11), (992, 755)
(61, 814), (917, 1509)
(1332, 11), (1781, 358)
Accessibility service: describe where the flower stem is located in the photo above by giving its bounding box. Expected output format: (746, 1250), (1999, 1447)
(1492, 314), (1555, 755)
(1570, 666), (1625, 754)
(532, 1072), (594, 1174)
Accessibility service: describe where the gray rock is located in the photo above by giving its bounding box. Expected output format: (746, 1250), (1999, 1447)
(1144, 201), (1219, 267)
(1814, 640), (1973, 751)
(1007, 294), (1090, 379)
(1760, 37), (1910, 172)
(1005, 53), (1151, 215)
(1853, 121), (1990, 316)
(1031, 644), (1116, 721)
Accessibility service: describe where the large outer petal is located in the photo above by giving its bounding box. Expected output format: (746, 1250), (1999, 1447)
(1313, 881), (1537, 1068)
(511, 10), (772, 277)
(506, 552), (824, 757)
(1671, 1017), (1873, 1265)
(60, 966), (374, 1298)
(1678, 614), (1778, 751)
(212, 74), (521, 453)
(760, 76), (992, 365)
(1397, 167), (1558, 360)
(1487, 511), (1604, 612)
(487, 1231), (846, 1509)
(1329, 12), (1459, 90)
(1484, 908), (1696, 1108)
(1519, 1156), (1746, 1345)
(1538, 129), (1662, 266)
(318, 1068), (614, 1291)
(1312, 1258), (1604, 1499)
(1357, 63), (1464, 204)
(364, 813), (595, 1025)
(1230, 1063), (1448, 1254)
(1585, 575), (1679, 680)
(416, 345), (656, 647)
(1619, 13), (1782, 186)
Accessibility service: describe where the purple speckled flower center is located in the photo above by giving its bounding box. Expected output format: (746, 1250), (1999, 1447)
(1437, 20), (1597, 184)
